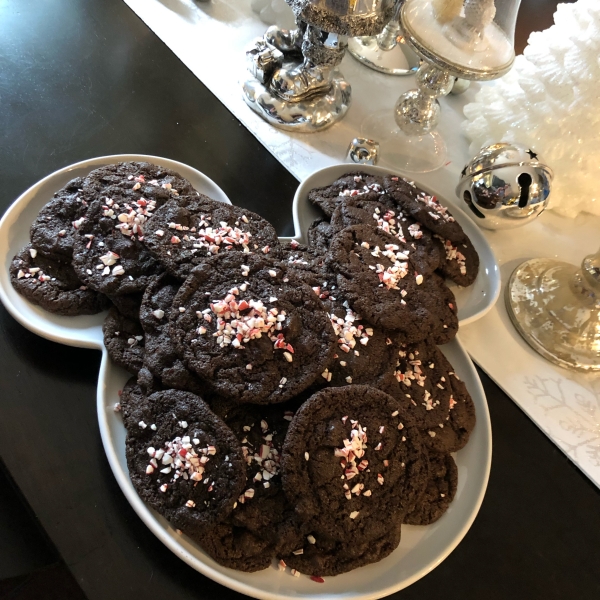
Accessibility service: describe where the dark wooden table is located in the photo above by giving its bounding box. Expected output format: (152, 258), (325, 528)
(1, 1), (598, 599)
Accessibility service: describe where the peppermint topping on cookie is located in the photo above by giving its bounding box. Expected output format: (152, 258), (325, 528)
(329, 308), (372, 361)
(371, 208), (407, 243)
(196, 288), (293, 359)
(439, 237), (467, 275)
(147, 435), (217, 499)
(237, 416), (286, 504)
(417, 193), (455, 223)
(165, 215), (251, 255)
(339, 183), (384, 197)
(103, 196), (158, 241)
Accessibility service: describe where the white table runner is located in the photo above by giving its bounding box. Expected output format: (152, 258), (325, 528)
(123, 0), (600, 488)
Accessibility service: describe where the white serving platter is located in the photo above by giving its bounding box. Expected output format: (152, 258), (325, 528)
(0, 156), (492, 600)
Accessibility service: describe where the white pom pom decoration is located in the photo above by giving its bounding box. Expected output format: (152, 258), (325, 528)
(462, 0), (600, 218)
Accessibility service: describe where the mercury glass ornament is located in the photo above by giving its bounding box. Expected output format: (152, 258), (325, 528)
(362, 0), (521, 173)
(506, 247), (600, 372)
(456, 143), (553, 230)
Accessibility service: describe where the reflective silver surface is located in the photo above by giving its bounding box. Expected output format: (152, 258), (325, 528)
(348, 23), (419, 75)
(456, 143), (553, 230)
(347, 137), (380, 164)
(246, 38), (284, 84)
(243, 73), (351, 132)
(506, 248), (600, 372)
(394, 62), (453, 135)
(288, 0), (401, 36)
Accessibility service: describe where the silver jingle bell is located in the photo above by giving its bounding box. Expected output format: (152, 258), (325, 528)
(347, 137), (380, 165)
(456, 143), (553, 230)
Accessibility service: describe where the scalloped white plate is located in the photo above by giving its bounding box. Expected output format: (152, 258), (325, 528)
(0, 156), (491, 600)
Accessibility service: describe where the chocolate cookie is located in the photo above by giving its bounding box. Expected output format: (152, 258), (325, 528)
(170, 253), (336, 404)
(30, 177), (90, 260)
(308, 172), (391, 217)
(281, 521), (402, 577)
(221, 402), (305, 556)
(390, 340), (451, 429)
(326, 224), (457, 341)
(103, 306), (145, 374)
(281, 386), (427, 545)
(124, 389), (246, 536)
(143, 196), (280, 280)
(383, 175), (466, 243)
(139, 273), (206, 395)
(434, 235), (480, 287)
(323, 299), (395, 388)
(196, 521), (273, 572)
(390, 342), (475, 453)
(82, 161), (197, 207)
(108, 291), (144, 321)
(71, 197), (165, 296)
(404, 452), (458, 525)
(437, 361), (476, 454)
(10, 244), (109, 316)
(306, 218), (333, 254)
(330, 199), (442, 275)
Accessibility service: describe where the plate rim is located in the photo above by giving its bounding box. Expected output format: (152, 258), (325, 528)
(292, 163), (501, 326)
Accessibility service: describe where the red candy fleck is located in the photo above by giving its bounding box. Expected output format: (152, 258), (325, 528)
(310, 576), (325, 584)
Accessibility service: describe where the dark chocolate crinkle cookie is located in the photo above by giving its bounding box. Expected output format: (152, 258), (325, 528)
(139, 273), (206, 395)
(322, 299), (395, 388)
(330, 199), (442, 275)
(170, 253), (336, 405)
(10, 244), (109, 316)
(306, 218), (333, 254)
(281, 386), (427, 545)
(389, 343), (475, 454)
(404, 452), (458, 526)
(143, 196), (281, 280)
(123, 389), (246, 536)
(81, 161), (197, 207)
(103, 306), (145, 374)
(308, 172), (392, 217)
(281, 520), (402, 577)
(29, 177), (90, 260)
(383, 174), (466, 243)
(426, 273), (459, 346)
(428, 352), (476, 454)
(196, 521), (273, 572)
(221, 402), (305, 556)
(71, 198), (165, 296)
(108, 291), (145, 321)
(326, 224), (457, 341)
(118, 376), (146, 421)
(434, 234), (480, 287)
(389, 341), (452, 432)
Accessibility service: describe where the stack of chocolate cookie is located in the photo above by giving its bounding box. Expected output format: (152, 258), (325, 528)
(10, 163), (478, 578)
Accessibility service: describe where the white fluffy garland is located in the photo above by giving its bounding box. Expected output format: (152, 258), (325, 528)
(462, 0), (600, 217)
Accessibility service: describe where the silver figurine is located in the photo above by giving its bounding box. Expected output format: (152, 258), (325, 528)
(243, 1), (402, 132)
